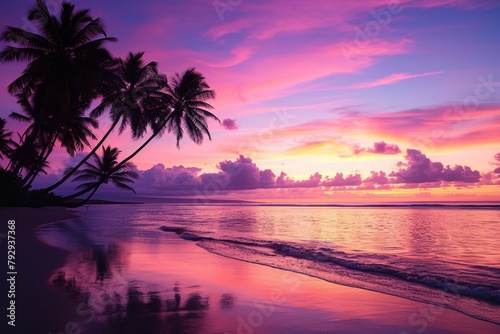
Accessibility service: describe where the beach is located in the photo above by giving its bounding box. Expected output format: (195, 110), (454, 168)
(1, 205), (499, 333)
(1, 207), (82, 333)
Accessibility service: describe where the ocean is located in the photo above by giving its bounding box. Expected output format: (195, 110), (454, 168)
(37, 204), (500, 327)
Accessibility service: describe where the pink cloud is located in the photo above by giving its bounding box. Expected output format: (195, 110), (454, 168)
(323, 173), (363, 187)
(490, 153), (500, 174)
(276, 172), (322, 188)
(405, 0), (499, 10)
(263, 104), (500, 155)
(353, 141), (401, 155)
(30, 150), (494, 201)
(204, 0), (495, 42)
(351, 71), (444, 89)
(364, 171), (390, 184)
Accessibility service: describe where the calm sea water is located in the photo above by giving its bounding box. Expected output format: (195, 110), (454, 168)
(38, 204), (500, 326)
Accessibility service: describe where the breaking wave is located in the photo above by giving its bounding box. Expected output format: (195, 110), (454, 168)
(160, 225), (500, 324)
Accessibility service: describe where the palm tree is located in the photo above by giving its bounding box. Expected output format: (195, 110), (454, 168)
(23, 113), (99, 189)
(8, 92), (52, 176)
(44, 52), (167, 192)
(8, 92), (99, 187)
(0, 118), (13, 160)
(110, 68), (219, 173)
(0, 0), (121, 175)
(60, 68), (218, 202)
(0, 0), (120, 112)
(68, 146), (138, 206)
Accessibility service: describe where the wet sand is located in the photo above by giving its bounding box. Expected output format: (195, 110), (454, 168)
(1, 207), (80, 333)
(1, 207), (499, 334)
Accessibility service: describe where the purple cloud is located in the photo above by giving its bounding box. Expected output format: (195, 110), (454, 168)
(390, 149), (480, 183)
(441, 165), (481, 182)
(492, 153), (500, 173)
(137, 164), (202, 190)
(276, 172), (322, 188)
(217, 155), (275, 189)
(364, 171), (389, 184)
(222, 118), (239, 130)
(322, 173), (362, 187)
(353, 141), (401, 155)
(33, 150), (487, 201)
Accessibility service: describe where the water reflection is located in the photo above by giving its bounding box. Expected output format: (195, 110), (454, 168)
(219, 293), (234, 310)
(49, 240), (233, 333)
(215, 206), (260, 235)
(100, 285), (211, 334)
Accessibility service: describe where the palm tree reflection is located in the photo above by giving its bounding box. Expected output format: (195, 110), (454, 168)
(219, 293), (235, 310)
(102, 285), (212, 334)
(49, 242), (236, 333)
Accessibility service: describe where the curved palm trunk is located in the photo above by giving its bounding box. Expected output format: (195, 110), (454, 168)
(112, 130), (158, 171)
(25, 135), (58, 188)
(22, 134), (57, 189)
(11, 124), (40, 175)
(77, 186), (101, 207)
(59, 181), (102, 207)
(109, 115), (172, 175)
(44, 117), (120, 192)
(60, 182), (99, 202)
(59, 126), (161, 205)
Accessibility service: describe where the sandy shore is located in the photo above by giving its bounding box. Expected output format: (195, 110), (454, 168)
(1, 207), (80, 333)
(1, 206), (499, 334)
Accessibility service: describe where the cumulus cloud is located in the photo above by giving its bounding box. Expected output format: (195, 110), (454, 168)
(221, 118), (239, 130)
(390, 149), (480, 183)
(126, 151), (485, 197)
(138, 164), (202, 190)
(276, 172), (322, 188)
(40, 149), (487, 200)
(492, 153), (500, 174)
(353, 141), (401, 155)
(322, 173), (362, 187)
(217, 155), (275, 189)
(364, 171), (389, 184)
(441, 165), (481, 182)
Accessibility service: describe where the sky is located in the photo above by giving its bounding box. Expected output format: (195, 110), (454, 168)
(0, 0), (499, 203)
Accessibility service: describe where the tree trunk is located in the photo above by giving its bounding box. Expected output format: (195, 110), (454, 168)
(24, 135), (56, 189)
(44, 117), (120, 192)
(109, 114), (172, 175)
(22, 134), (56, 188)
(77, 186), (101, 207)
(60, 183), (99, 202)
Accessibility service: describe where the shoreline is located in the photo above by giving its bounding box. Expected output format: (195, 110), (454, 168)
(195, 240), (500, 327)
(2, 206), (500, 333)
(0, 207), (82, 333)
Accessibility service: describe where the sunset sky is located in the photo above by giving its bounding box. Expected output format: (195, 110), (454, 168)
(1, 0), (499, 203)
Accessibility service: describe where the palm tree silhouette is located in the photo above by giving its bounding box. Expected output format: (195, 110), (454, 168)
(62, 68), (218, 203)
(8, 92), (99, 187)
(113, 68), (219, 171)
(45, 52), (167, 192)
(68, 145), (138, 206)
(0, 0), (120, 174)
(1, 2), (221, 205)
(0, 118), (13, 160)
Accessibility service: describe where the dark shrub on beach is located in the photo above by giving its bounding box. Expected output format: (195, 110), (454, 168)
(0, 169), (61, 207)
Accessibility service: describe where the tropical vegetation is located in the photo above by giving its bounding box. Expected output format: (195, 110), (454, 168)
(0, 0), (219, 207)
